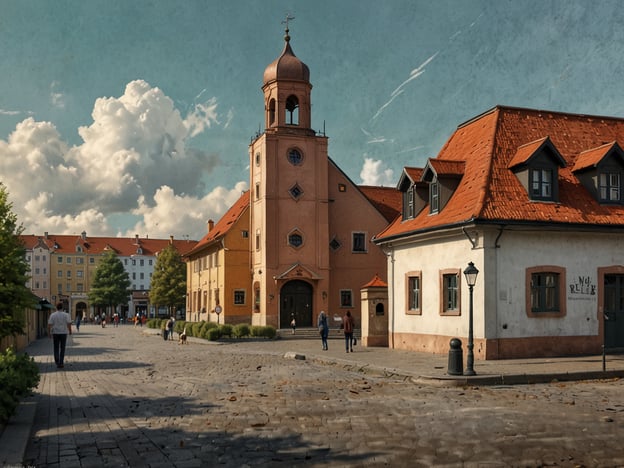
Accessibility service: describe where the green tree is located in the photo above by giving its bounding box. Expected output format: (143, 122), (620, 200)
(149, 244), (186, 316)
(0, 183), (35, 339)
(88, 251), (131, 314)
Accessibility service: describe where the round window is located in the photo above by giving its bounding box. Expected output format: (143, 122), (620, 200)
(287, 148), (303, 166)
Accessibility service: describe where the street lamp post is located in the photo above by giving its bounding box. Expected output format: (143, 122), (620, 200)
(463, 261), (479, 376)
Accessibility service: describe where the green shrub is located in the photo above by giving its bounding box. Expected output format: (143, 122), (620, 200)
(191, 322), (203, 337)
(174, 320), (186, 334)
(219, 324), (233, 337)
(248, 325), (276, 339)
(207, 327), (221, 341)
(261, 325), (276, 339)
(0, 348), (40, 424)
(233, 323), (250, 338)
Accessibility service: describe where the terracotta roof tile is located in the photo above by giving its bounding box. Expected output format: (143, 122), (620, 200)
(376, 106), (624, 242)
(19, 233), (197, 256)
(361, 273), (387, 288)
(186, 191), (250, 255)
(359, 186), (402, 222)
(572, 141), (620, 172)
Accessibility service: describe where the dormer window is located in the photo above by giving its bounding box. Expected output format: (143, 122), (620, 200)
(573, 141), (624, 205)
(509, 137), (565, 203)
(531, 168), (553, 200)
(430, 181), (439, 214)
(600, 173), (621, 202)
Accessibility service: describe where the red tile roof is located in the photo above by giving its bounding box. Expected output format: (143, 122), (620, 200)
(376, 106), (624, 242)
(185, 191), (250, 256)
(361, 273), (387, 288)
(572, 141), (619, 172)
(19, 233), (197, 256)
(359, 185), (402, 222)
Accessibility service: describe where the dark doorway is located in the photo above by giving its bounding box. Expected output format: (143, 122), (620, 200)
(604, 274), (624, 348)
(280, 280), (313, 328)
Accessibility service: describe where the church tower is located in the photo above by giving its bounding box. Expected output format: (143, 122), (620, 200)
(249, 25), (330, 328)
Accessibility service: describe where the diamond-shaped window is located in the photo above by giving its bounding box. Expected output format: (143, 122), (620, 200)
(329, 237), (341, 251)
(289, 183), (304, 200)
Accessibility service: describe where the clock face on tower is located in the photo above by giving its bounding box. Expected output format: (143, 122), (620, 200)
(287, 148), (303, 166)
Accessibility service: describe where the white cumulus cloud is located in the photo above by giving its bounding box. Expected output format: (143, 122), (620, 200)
(359, 157), (395, 186)
(0, 80), (244, 240)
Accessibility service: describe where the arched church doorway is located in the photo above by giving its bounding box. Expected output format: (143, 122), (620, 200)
(280, 280), (313, 328)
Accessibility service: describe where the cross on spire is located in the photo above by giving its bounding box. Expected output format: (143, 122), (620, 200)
(282, 13), (295, 42)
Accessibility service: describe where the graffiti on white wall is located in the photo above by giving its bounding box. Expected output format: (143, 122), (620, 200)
(568, 275), (596, 301)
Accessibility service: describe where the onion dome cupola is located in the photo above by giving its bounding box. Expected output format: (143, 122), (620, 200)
(262, 26), (313, 132)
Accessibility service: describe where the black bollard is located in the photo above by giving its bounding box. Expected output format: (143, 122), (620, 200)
(447, 338), (463, 376)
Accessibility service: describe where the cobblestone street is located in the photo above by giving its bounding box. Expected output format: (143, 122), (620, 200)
(19, 325), (624, 467)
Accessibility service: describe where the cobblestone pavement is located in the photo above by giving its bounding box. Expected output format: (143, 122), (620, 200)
(14, 325), (624, 467)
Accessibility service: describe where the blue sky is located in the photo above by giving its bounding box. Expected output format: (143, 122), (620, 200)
(1, 0), (624, 240)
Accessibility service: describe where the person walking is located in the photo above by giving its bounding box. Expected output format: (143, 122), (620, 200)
(48, 303), (72, 369)
(75, 312), (81, 332)
(168, 317), (175, 340)
(343, 310), (355, 353)
(318, 310), (329, 351)
(290, 314), (296, 334)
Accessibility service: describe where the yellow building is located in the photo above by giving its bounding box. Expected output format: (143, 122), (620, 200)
(185, 192), (250, 324)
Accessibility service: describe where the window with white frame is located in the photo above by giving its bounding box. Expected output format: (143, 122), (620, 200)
(406, 272), (421, 314)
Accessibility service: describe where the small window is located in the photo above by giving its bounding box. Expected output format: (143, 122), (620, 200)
(288, 232), (303, 248)
(241, 230), (249, 238)
(234, 290), (246, 305)
(57, 256), (63, 263)
(89, 257), (95, 264)
(77, 270), (83, 278)
(405, 187), (415, 219)
(531, 168), (553, 200)
(430, 182), (439, 213)
(255, 230), (261, 251)
(440, 269), (461, 315)
(340, 290), (353, 307)
(67, 271), (71, 278)
(255, 183), (260, 200)
(329, 237), (341, 251)
(338, 184), (346, 192)
(57, 270), (62, 278)
(149, 259), (153, 266)
(406, 271), (421, 314)
(287, 148), (303, 165)
(599, 172), (621, 203)
(66, 257), (71, 264)
(526, 266), (566, 317)
(289, 183), (303, 200)
(132, 259), (136, 266)
(352, 232), (366, 253)
(140, 259), (144, 266)
(255, 152), (261, 166)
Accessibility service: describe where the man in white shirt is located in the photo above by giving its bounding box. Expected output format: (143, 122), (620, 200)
(48, 303), (72, 369)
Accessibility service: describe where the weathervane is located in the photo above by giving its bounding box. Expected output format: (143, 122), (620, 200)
(282, 13), (295, 41)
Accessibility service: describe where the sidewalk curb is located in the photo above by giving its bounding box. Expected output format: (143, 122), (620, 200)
(0, 396), (37, 466)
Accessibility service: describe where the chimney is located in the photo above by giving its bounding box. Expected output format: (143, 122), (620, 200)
(135, 234), (140, 244)
(169, 235), (174, 244)
(208, 219), (214, 232)
(44, 232), (49, 239)
(81, 231), (87, 240)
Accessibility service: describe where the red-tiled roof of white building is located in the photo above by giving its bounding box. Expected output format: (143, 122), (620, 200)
(376, 105), (624, 241)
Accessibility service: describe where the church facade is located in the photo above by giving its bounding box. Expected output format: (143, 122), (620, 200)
(186, 28), (398, 330)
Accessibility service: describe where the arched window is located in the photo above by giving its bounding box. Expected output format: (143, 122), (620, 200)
(285, 95), (299, 125)
(268, 99), (276, 126)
